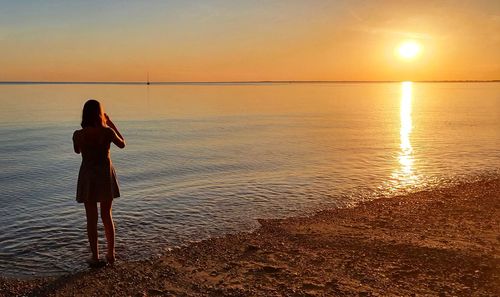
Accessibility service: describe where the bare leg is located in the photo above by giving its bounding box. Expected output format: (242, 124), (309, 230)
(100, 200), (115, 264)
(84, 202), (99, 262)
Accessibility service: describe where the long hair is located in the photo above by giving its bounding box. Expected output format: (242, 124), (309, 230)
(81, 99), (106, 128)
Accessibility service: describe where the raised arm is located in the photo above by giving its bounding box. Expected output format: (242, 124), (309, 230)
(105, 113), (126, 149)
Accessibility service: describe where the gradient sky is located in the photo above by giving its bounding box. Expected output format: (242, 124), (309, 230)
(1, 0), (499, 81)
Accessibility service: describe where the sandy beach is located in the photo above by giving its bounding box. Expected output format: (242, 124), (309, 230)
(1, 178), (498, 297)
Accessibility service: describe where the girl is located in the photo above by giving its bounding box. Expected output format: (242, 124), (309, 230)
(73, 99), (125, 267)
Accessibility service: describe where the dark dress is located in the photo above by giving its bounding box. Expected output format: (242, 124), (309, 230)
(73, 127), (120, 203)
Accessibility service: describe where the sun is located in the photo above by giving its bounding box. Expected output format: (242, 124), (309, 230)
(397, 41), (421, 59)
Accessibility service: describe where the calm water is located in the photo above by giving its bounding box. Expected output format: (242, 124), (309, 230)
(0, 82), (499, 277)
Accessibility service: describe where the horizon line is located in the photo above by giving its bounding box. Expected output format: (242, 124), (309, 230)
(0, 79), (499, 85)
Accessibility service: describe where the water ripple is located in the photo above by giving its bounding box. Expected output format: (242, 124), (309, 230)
(1, 83), (499, 277)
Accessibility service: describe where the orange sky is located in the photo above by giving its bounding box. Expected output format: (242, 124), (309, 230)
(1, 1), (499, 81)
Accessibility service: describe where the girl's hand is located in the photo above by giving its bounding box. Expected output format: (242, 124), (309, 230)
(104, 113), (112, 126)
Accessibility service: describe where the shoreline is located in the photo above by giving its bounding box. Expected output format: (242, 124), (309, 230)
(1, 178), (499, 296)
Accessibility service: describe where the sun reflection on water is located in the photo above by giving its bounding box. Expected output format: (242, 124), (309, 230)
(391, 81), (418, 188)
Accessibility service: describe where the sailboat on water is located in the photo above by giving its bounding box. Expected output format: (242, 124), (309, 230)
(147, 72), (150, 85)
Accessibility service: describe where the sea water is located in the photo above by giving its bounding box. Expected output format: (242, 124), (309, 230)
(0, 82), (499, 276)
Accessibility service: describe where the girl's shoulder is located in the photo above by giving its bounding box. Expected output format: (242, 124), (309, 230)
(103, 126), (115, 136)
(73, 129), (83, 139)
(74, 127), (111, 138)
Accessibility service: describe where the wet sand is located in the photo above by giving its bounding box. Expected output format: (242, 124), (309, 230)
(1, 178), (499, 296)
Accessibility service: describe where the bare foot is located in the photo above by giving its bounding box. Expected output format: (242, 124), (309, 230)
(106, 254), (116, 265)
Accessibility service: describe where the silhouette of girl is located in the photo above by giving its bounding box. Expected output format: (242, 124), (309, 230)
(73, 99), (125, 267)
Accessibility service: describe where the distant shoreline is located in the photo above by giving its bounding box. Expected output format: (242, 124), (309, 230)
(0, 80), (499, 85)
